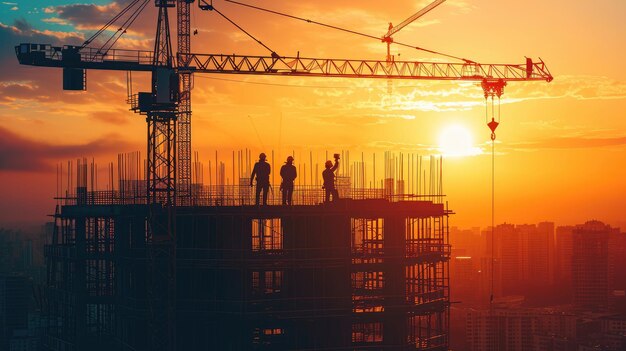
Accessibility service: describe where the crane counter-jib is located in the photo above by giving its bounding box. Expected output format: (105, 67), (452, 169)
(15, 43), (553, 83)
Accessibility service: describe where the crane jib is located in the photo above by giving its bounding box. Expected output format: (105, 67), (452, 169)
(15, 43), (554, 83)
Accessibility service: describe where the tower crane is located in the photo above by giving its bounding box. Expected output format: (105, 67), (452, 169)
(15, 1), (552, 208)
(14, 1), (552, 350)
(382, 0), (448, 64)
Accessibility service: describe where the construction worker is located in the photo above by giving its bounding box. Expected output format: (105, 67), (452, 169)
(280, 156), (297, 205)
(322, 154), (340, 202)
(250, 152), (271, 205)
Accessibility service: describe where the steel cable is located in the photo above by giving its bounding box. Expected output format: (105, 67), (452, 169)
(224, 0), (475, 63)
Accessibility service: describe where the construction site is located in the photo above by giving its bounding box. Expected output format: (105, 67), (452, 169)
(12, 0), (552, 350)
(42, 153), (450, 350)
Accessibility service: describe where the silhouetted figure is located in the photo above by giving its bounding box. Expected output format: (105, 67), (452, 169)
(280, 156), (297, 205)
(250, 153), (271, 205)
(322, 155), (340, 202)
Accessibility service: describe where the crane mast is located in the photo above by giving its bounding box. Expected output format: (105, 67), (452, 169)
(149, 2), (178, 351)
(177, 0), (192, 204)
(149, 0), (177, 207)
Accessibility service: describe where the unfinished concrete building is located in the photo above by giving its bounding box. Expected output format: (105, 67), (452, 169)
(43, 154), (451, 350)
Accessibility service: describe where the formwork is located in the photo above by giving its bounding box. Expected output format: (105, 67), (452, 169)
(42, 155), (451, 350)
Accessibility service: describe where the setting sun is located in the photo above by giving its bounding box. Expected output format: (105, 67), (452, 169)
(438, 124), (482, 157)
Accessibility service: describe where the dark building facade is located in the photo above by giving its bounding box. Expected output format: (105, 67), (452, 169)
(0, 275), (29, 350)
(572, 220), (620, 311)
(43, 198), (450, 350)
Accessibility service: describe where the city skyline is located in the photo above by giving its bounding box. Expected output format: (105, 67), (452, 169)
(449, 219), (626, 350)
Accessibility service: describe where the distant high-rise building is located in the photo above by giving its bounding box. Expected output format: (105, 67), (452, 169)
(478, 256), (502, 304)
(452, 256), (479, 304)
(555, 225), (574, 290)
(466, 306), (577, 351)
(465, 309), (501, 351)
(450, 226), (482, 258)
(0, 275), (29, 350)
(530, 222), (555, 287)
(572, 220), (620, 311)
(450, 227), (483, 305)
(486, 223), (556, 298)
(497, 223), (523, 296)
(466, 307), (534, 351)
(611, 232), (626, 312)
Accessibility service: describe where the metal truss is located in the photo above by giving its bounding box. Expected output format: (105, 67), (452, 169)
(16, 45), (552, 83)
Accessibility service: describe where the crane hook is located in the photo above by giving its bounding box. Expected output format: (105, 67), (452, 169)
(482, 79), (505, 141)
(488, 118), (499, 141)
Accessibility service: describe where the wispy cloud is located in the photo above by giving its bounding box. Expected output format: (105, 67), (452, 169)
(90, 109), (132, 125)
(366, 140), (437, 153)
(0, 126), (132, 172)
(507, 135), (626, 151)
(45, 1), (153, 36)
(505, 75), (626, 102)
(445, 0), (475, 14)
(42, 17), (69, 25)
(31, 28), (83, 41)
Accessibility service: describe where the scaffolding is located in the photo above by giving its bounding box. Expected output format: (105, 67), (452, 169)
(43, 152), (451, 350)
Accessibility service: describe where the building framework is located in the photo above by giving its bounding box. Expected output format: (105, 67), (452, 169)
(43, 157), (451, 350)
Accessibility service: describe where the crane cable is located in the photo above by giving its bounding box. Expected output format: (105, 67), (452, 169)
(224, 0), (475, 64)
(486, 93), (500, 309)
(490, 96), (495, 308)
(82, 0), (148, 49)
(81, 0), (151, 62)
(211, 5), (291, 68)
(103, 0), (151, 55)
(82, 0), (142, 47)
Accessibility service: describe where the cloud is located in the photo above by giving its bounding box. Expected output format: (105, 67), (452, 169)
(31, 28), (83, 41)
(12, 18), (32, 32)
(307, 75), (626, 115)
(90, 109), (132, 125)
(46, 1), (154, 38)
(0, 126), (132, 172)
(0, 79), (98, 107)
(445, 0), (475, 14)
(508, 135), (626, 151)
(366, 140), (436, 153)
(505, 75), (626, 103)
(0, 81), (38, 102)
(0, 20), (83, 66)
(42, 17), (69, 25)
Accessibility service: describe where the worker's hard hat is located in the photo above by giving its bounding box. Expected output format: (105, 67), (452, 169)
(325, 160), (332, 168)
(286, 156), (294, 162)
(259, 153), (266, 160)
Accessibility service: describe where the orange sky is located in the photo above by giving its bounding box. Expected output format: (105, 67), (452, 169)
(0, 0), (625, 228)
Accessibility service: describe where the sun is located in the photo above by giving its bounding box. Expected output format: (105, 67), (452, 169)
(438, 124), (482, 157)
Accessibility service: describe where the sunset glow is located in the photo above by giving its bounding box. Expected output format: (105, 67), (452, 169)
(437, 124), (481, 157)
(0, 0), (624, 229)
